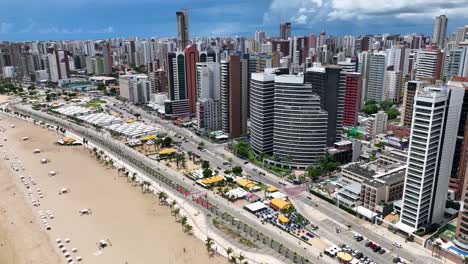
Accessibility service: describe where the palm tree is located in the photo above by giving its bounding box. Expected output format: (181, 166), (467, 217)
(184, 224), (193, 234)
(173, 208), (180, 220)
(181, 215), (188, 227)
(205, 237), (214, 253)
(158, 192), (168, 204)
(238, 253), (245, 263)
(226, 247), (233, 258)
(433, 241), (442, 257)
(170, 200), (177, 211)
(229, 255), (237, 263)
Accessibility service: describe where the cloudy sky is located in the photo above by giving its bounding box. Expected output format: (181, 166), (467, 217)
(0, 0), (467, 41)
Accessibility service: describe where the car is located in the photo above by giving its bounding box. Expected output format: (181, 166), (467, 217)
(370, 243), (377, 249)
(222, 162), (229, 166)
(365, 241), (372, 247)
(393, 257), (401, 263)
(379, 249), (386, 254)
(373, 246), (381, 252)
(244, 161), (249, 164)
(356, 236), (364, 242)
(393, 242), (402, 248)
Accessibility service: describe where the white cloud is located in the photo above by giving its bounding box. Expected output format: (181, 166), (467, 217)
(263, 0), (468, 29)
(0, 22), (13, 34)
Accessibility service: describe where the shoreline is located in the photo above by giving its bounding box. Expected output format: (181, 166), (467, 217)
(0, 112), (228, 264)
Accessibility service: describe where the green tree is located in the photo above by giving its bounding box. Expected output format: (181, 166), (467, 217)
(205, 237), (214, 253)
(375, 141), (385, 148)
(379, 101), (393, 111)
(233, 142), (250, 158)
(362, 103), (379, 115)
(231, 165), (243, 176)
(163, 137), (173, 148)
(203, 168), (213, 178)
(306, 166), (322, 180)
(201, 160), (210, 170)
(386, 108), (399, 120)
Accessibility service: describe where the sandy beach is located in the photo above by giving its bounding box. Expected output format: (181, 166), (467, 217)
(0, 112), (226, 264)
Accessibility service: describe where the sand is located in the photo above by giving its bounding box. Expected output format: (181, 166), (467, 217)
(0, 113), (226, 264)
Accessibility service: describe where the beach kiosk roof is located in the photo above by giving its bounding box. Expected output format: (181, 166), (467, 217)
(139, 134), (156, 141)
(244, 201), (267, 212)
(278, 214), (289, 224)
(270, 198), (291, 210)
(236, 178), (256, 188)
(158, 148), (177, 155)
(267, 186), (278, 192)
(127, 119), (136, 123)
(62, 137), (76, 143)
(337, 251), (353, 262)
(201, 175), (224, 185)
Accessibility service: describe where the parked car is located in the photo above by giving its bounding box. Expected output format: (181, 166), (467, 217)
(365, 241), (372, 247)
(379, 249), (386, 254)
(393, 242), (402, 248)
(373, 246), (381, 252)
(370, 243), (377, 249)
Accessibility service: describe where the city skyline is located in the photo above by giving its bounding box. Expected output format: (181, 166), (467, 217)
(1, 0), (468, 41)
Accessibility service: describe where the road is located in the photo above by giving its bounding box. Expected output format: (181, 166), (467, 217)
(11, 103), (337, 264)
(103, 97), (447, 264)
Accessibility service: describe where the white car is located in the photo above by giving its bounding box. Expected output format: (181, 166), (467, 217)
(393, 242), (402, 248)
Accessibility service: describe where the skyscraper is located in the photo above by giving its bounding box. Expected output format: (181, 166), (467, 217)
(196, 62), (221, 134)
(221, 55), (242, 138)
(398, 86), (464, 233)
(102, 41), (113, 75)
(165, 51), (190, 117)
(415, 46), (443, 83)
(273, 75), (328, 168)
(250, 72), (276, 155)
(383, 68), (403, 103)
(432, 15), (448, 48)
(400, 80), (428, 127)
(176, 9), (189, 51)
(454, 165), (468, 250)
(184, 44), (199, 114)
(305, 63), (344, 146)
(47, 47), (70, 82)
(279, 22), (291, 40)
(366, 53), (386, 102)
(342, 72), (361, 127)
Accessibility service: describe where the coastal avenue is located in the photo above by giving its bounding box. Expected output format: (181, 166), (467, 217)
(103, 97), (444, 264)
(11, 103), (333, 264)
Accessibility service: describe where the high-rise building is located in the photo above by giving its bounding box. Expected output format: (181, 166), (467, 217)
(415, 46), (443, 82)
(400, 80), (428, 127)
(279, 22), (291, 40)
(366, 53), (386, 102)
(358, 51), (371, 106)
(47, 48), (70, 82)
(176, 9), (190, 51)
(366, 111), (387, 138)
(273, 75), (327, 168)
(102, 41), (113, 75)
(459, 47), (468, 78)
(443, 48), (463, 80)
(398, 86), (464, 234)
(387, 45), (411, 75)
(221, 55), (243, 138)
(305, 63), (344, 146)
(455, 165), (468, 250)
(432, 15), (448, 48)
(195, 62), (221, 134)
(255, 30), (266, 43)
(119, 74), (151, 104)
(250, 72), (276, 155)
(184, 45), (199, 114)
(165, 51), (190, 117)
(446, 77), (468, 200)
(148, 69), (167, 94)
(383, 68), (403, 103)
(343, 72), (361, 127)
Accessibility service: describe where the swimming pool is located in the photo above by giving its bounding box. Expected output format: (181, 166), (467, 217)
(67, 84), (94, 91)
(448, 246), (468, 256)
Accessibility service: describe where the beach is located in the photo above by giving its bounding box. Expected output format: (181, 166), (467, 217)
(0, 112), (226, 264)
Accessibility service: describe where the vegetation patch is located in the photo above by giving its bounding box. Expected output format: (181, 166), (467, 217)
(212, 218), (258, 248)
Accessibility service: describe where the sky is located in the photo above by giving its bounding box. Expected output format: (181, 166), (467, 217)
(0, 0), (467, 41)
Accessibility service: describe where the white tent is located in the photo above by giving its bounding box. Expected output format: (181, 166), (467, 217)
(33, 149), (41, 153)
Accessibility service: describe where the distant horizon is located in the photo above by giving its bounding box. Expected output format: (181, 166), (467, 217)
(1, 0), (467, 42)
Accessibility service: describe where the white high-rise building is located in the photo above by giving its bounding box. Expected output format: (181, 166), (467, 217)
(366, 111), (387, 137)
(366, 53), (386, 102)
(119, 74), (151, 104)
(195, 62), (221, 134)
(432, 15), (448, 48)
(459, 47), (468, 77)
(398, 86), (464, 234)
(415, 47), (443, 81)
(383, 70), (403, 102)
(387, 45), (411, 75)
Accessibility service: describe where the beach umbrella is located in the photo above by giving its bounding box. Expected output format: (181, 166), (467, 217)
(76, 256), (82, 261)
(65, 238), (71, 243)
(21, 137), (29, 141)
(41, 158), (48, 164)
(49, 171), (56, 176)
(33, 149), (40, 153)
(61, 247), (67, 253)
(71, 248), (77, 252)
